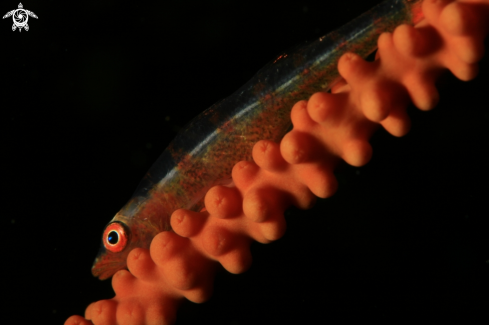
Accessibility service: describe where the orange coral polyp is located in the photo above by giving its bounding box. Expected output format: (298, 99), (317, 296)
(65, 1), (489, 324)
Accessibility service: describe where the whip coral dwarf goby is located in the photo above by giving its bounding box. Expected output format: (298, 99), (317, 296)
(66, 0), (489, 324)
(92, 0), (426, 282)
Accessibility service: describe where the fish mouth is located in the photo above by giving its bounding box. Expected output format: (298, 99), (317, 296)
(92, 249), (130, 280)
(91, 207), (164, 280)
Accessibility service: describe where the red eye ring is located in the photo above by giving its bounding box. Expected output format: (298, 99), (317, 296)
(103, 222), (129, 253)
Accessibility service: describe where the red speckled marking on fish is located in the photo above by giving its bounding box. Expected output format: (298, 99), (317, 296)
(92, 0), (425, 280)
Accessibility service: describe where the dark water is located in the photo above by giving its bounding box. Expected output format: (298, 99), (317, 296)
(3, 0), (488, 324)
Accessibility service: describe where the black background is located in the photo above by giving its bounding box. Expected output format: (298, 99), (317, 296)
(2, 0), (488, 324)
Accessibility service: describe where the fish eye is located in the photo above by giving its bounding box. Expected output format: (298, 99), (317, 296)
(107, 231), (119, 244)
(103, 222), (129, 253)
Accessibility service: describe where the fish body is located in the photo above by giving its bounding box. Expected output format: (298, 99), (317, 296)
(92, 0), (424, 280)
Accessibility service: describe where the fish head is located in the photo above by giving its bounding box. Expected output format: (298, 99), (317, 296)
(91, 210), (162, 280)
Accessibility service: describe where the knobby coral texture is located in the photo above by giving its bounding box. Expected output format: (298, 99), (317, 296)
(0, 1), (489, 324)
(61, 0), (489, 324)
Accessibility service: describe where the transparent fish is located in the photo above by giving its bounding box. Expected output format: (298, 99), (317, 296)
(92, 0), (424, 280)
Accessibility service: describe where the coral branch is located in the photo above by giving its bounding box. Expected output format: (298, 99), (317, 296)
(65, 1), (489, 324)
